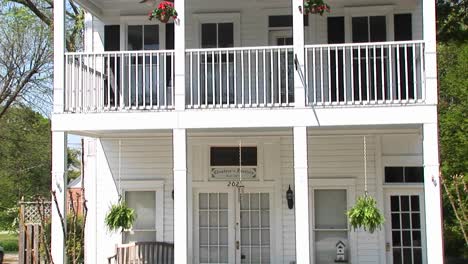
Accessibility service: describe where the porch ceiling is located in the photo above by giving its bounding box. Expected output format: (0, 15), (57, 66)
(76, 0), (418, 20)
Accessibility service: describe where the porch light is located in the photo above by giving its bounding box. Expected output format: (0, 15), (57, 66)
(286, 185), (294, 209)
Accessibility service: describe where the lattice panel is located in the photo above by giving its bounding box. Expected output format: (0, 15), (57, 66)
(21, 202), (51, 224)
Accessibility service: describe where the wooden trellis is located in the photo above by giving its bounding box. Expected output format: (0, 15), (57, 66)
(18, 200), (51, 264)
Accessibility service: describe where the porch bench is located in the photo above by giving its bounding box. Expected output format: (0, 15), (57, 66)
(107, 241), (174, 264)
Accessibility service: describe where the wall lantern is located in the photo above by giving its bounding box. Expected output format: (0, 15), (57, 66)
(286, 185), (294, 209)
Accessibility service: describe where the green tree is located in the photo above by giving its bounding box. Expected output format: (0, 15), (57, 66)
(438, 43), (468, 258)
(0, 106), (51, 230)
(437, 0), (468, 42)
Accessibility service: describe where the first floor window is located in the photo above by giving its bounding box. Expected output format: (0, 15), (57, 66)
(124, 190), (157, 243)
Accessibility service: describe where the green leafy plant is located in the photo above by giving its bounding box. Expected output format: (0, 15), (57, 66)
(105, 201), (136, 233)
(304, 0), (331, 16)
(347, 194), (385, 233)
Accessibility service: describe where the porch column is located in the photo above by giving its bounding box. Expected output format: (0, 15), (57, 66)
(422, 123), (443, 263)
(293, 127), (310, 263)
(422, 0), (438, 105)
(292, 0), (306, 107)
(174, 0), (185, 110)
(53, 0), (65, 113)
(51, 0), (66, 262)
(173, 129), (188, 263)
(51, 132), (68, 263)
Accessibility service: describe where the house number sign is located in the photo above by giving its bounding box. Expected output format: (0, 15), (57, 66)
(210, 168), (257, 181)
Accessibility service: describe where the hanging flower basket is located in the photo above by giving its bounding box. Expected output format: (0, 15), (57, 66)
(304, 0), (331, 16)
(347, 194), (385, 233)
(149, 1), (178, 23)
(105, 200), (136, 233)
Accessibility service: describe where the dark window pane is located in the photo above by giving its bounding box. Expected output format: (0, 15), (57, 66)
(402, 231), (411, 246)
(386, 167), (404, 183)
(393, 248), (402, 264)
(105, 25), (120, 51)
(412, 213), (421, 229)
(210, 147), (257, 166)
(268, 15), (309, 27)
(392, 213), (401, 229)
(269, 15), (292, 27)
(401, 196), (410, 211)
(403, 248), (412, 263)
(202, 23), (217, 48)
(412, 231), (421, 247)
(394, 14), (413, 41)
(402, 213), (410, 229)
(392, 231), (402, 246)
(370, 16), (386, 42)
(391, 196), (400, 211)
(352, 17), (369, 43)
(413, 248), (422, 264)
(328, 17), (345, 44)
(411, 196), (420, 211)
(405, 167), (424, 183)
(218, 23), (234, 48)
(144, 25), (159, 50)
(166, 23), (174, 49)
(128, 25), (143, 51)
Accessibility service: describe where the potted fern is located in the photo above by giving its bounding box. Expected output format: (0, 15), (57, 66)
(347, 136), (385, 233)
(347, 194), (385, 233)
(105, 200), (136, 234)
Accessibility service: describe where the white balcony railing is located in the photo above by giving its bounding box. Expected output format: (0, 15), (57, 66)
(65, 50), (174, 113)
(63, 41), (426, 113)
(304, 40), (425, 106)
(185, 46), (294, 108)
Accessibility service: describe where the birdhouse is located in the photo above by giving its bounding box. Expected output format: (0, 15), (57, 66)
(335, 240), (347, 262)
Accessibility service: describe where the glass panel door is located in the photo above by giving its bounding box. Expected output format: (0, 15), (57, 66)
(387, 194), (424, 264)
(198, 193), (230, 264)
(239, 193), (271, 264)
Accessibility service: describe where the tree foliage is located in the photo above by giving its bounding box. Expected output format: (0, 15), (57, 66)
(437, 0), (468, 42)
(0, 106), (51, 230)
(438, 43), (468, 257)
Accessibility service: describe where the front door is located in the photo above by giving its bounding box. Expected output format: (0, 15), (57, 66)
(194, 188), (272, 264)
(385, 190), (426, 264)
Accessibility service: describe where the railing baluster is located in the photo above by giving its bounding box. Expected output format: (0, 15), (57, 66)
(248, 49), (252, 106)
(312, 47), (316, 105)
(241, 50), (245, 107)
(412, 43), (417, 101)
(404, 44), (409, 102)
(327, 47), (331, 104)
(320, 47), (324, 105)
(420, 43), (425, 101)
(335, 46), (339, 104)
(358, 47), (362, 103)
(381, 45), (385, 102)
(256, 49), (259, 106)
(285, 48), (289, 105)
(270, 49), (274, 105)
(373, 45), (377, 103)
(396, 44), (401, 102)
(262, 49), (266, 106)
(365, 45), (370, 104)
(277, 48), (281, 105)
(342, 46), (347, 104)
(389, 45), (394, 101)
(197, 51), (201, 107)
(234, 50), (237, 106)
(218, 50), (222, 107)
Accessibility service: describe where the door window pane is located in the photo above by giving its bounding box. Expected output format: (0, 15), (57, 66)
(128, 25), (159, 51)
(314, 190), (347, 229)
(201, 23), (217, 48)
(315, 231), (348, 263)
(352, 17), (369, 43)
(370, 16), (386, 42)
(218, 23), (234, 48)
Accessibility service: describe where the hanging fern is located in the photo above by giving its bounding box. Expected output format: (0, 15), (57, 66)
(347, 194), (385, 233)
(105, 201), (136, 233)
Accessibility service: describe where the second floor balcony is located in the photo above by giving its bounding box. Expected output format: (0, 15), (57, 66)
(64, 40), (425, 113)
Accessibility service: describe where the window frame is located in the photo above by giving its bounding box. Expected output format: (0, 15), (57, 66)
(193, 13), (241, 49)
(208, 145), (259, 182)
(121, 180), (165, 242)
(344, 5), (395, 43)
(119, 16), (167, 51)
(308, 178), (357, 264)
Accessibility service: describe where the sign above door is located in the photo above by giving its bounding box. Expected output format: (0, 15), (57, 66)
(210, 167), (257, 181)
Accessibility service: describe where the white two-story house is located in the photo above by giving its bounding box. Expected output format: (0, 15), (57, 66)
(50, 0), (443, 263)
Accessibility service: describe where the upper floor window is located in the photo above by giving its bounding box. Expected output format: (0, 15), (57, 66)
(385, 166), (424, 183)
(201, 23), (234, 48)
(128, 25), (159, 51)
(352, 16), (387, 43)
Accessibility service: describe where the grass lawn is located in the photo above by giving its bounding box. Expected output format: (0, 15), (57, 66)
(0, 232), (18, 253)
